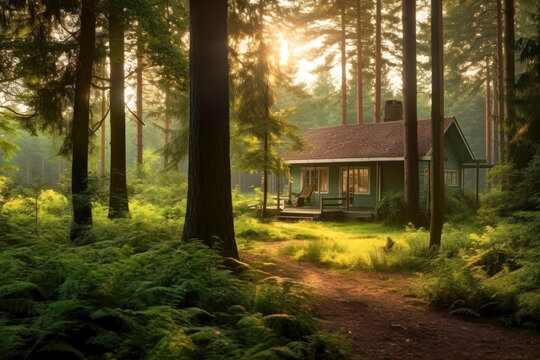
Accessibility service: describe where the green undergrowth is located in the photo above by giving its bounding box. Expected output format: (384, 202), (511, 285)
(0, 177), (349, 360)
(278, 223), (476, 273)
(0, 226), (349, 359)
(270, 216), (540, 331)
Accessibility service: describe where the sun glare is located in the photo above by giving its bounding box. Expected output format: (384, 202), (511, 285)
(279, 37), (289, 65)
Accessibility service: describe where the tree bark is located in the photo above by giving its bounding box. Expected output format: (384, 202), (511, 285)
(503, 0), (516, 164)
(108, 2), (129, 218)
(340, 3), (347, 125)
(492, 58), (500, 163)
(485, 59), (491, 163)
(183, 0), (238, 259)
(136, 35), (143, 165)
(163, 90), (170, 169)
(496, 0), (505, 163)
(262, 131), (268, 218)
(429, 0), (444, 249)
(71, 0), (96, 240)
(374, 0), (382, 123)
(402, 0), (420, 225)
(100, 81), (106, 176)
(356, 0), (362, 124)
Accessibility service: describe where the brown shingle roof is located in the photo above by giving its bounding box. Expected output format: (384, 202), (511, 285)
(283, 118), (454, 162)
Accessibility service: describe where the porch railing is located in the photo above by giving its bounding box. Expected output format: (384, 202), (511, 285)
(319, 196), (346, 212)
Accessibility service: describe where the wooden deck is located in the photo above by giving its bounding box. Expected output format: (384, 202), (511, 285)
(277, 205), (375, 221)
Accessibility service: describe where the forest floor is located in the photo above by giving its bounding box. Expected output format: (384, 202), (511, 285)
(242, 240), (540, 360)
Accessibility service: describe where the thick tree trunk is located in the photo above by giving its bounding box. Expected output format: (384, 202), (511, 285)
(503, 0), (516, 164)
(429, 0), (444, 249)
(485, 59), (491, 163)
(183, 0), (238, 259)
(262, 132), (268, 219)
(71, 0), (96, 240)
(496, 0), (505, 163)
(402, 0), (420, 225)
(108, 2), (129, 218)
(136, 37), (143, 165)
(492, 58), (500, 163)
(340, 4), (347, 125)
(163, 91), (170, 169)
(356, 0), (362, 124)
(374, 0), (382, 123)
(100, 85), (106, 176)
(262, 131), (268, 218)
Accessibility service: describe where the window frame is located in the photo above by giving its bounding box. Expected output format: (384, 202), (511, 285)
(444, 170), (459, 187)
(300, 167), (329, 194)
(340, 166), (371, 195)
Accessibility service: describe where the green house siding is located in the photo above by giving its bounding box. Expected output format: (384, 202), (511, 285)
(290, 162), (378, 208)
(381, 162), (403, 195)
(291, 128), (466, 208)
(419, 161), (430, 207)
(286, 120), (474, 211)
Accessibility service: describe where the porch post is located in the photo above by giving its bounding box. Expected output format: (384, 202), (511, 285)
(460, 167), (465, 190)
(346, 163), (350, 211)
(288, 165), (292, 204)
(277, 174), (281, 216)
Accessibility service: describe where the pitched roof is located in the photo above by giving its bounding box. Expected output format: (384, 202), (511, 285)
(283, 117), (457, 163)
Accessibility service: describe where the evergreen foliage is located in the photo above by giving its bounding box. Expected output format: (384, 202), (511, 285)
(0, 178), (348, 359)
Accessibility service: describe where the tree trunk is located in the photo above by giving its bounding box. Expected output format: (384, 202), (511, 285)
(485, 59), (491, 163)
(429, 0), (444, 249)
(108, 2), (129, 218)
(496, 0), (505, 163)
(402, 0), (420, 225)
(100, 81), (106, 176)
(356, 0), (362, 124)
(183, 0), (238, 259)
(262, 131), (268, 218)
(374, 0), (382, 123)
(136, 35), (143, 165)
(340, 3), (347, 125)
(503, 0), (516, 164)
(492, 58), (500, 163)
(71, 0), (96, 240)
(163, 91), (170, 169)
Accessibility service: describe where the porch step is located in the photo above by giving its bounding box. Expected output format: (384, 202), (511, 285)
(277, 210), (320, 221)
(277, 215), (316, 221)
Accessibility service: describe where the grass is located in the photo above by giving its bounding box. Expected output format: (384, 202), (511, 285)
(239, 215), (540, 331)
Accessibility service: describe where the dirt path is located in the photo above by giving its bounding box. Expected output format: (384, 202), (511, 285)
(242, 241), (540, 360)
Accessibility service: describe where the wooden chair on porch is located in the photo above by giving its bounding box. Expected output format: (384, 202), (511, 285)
(293, 184), (314, 207)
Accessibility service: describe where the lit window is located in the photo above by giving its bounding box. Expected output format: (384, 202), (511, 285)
(341, 167), (369, 194)
(301, 167), (328, 193)
(444, 170), (458, 186)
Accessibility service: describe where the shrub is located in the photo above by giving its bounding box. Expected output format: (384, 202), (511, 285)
(444, 187), (475, 223)
(375, 192), (406, 226)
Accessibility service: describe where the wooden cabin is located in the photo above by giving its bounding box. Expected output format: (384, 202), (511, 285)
(280, 116), (476, 220)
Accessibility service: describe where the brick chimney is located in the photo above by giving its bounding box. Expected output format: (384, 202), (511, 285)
(384, 99), (403, 121)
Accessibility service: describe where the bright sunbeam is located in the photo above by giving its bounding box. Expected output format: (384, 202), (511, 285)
(279, 37), (289, 65)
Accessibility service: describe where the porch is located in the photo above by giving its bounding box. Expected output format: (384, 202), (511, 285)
(275, 196), (376, 221)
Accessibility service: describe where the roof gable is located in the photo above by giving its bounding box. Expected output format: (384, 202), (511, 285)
(283, 118), (474, 163)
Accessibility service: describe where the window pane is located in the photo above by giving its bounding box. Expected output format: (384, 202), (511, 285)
(354, 169), (359, 193)
(444, 170), (458, 186)
(319, 169), (328, 192)
(360, 169), (367, 192)
(342, 169), (347, 194)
